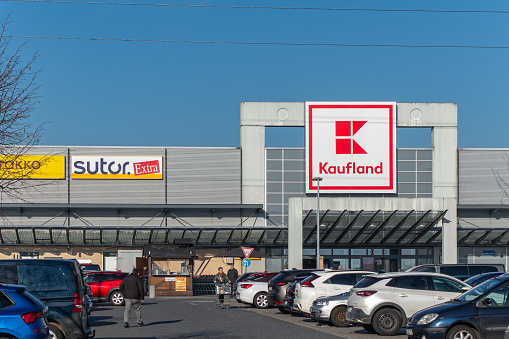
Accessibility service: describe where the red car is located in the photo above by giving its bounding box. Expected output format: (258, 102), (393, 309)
(83, 271), (128, 306)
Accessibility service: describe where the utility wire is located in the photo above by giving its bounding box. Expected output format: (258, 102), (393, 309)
(8, 35), (509, 49)
(1, 0), (509, 14)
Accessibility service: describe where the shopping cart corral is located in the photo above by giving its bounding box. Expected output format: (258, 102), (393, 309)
(215, 283), (231, 309)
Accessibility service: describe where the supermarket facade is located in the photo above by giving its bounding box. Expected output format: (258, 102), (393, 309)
(0, 101), (508, 274)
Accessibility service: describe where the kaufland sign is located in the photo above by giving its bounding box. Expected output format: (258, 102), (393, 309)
(306, 102), (396, 193)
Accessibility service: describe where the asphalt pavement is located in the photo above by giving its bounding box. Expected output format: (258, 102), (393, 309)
(89, 296), (407, 339)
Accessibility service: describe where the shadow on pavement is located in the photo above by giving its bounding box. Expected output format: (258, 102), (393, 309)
(147, 319), (183, 326)
(167, 331), (236, 339)
(90, 315), (116, 327)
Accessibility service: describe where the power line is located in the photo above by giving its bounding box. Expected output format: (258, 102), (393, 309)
(1, 0), (509, 14)
(9, 35), (509, 49)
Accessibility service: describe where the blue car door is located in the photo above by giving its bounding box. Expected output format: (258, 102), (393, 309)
(478, 280), (509, 339)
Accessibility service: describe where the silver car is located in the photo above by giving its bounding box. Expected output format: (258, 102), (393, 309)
(310, 292), (351, 327)
(346, 272), (470, 336)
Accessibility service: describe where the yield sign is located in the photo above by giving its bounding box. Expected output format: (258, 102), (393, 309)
(242, 247), (254, 258)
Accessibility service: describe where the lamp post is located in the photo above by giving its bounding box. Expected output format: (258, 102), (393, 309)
(312, 177), (323, 269)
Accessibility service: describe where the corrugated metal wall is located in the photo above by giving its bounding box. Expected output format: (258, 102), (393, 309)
(459, 149), (509, 206)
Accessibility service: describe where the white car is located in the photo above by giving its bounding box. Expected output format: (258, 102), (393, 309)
(346, 272), (470, 336)
(235, 273), (277, 309)
(294, 270), (374, 316)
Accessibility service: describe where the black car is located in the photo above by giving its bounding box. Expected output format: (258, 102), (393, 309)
(268, 269), (323, 313)
(407, 273), (509, 339)
(0, 259), (94, 339)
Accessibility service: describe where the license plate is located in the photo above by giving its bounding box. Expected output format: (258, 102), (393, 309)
(406, 329), (413, 335)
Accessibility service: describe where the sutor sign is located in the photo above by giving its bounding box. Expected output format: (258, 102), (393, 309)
(306, 102), (396, 193)
(71, 156), (163, 179)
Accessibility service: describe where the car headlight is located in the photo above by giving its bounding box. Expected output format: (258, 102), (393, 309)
(314, 300), (329, 306)
(417, 313), (439, 325)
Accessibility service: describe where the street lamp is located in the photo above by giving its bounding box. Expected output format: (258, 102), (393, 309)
(312, 177), (323, 269)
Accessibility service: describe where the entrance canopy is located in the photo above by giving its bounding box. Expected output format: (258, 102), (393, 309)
(302, 210), (447, 247)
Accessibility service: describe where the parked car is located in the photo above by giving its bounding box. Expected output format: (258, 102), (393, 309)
(0, 284), (51, 339)
(310, 292), (351, 327)
(346, 272), (470, 336)
(80, 263), (101, 273)
(282, 278), (306, 314)
(83, 271), (128, 306)
(407, 264), (505, 281)
(268, 269), (323, 313)
(465, 271), (505, 287)
(407, 274), (509, 339)
(294, 270), (374, 317)
(235, 272), (278, 309)
(0, 259), (94, 339)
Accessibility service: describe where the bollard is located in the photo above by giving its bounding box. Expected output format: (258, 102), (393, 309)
(149, 285), (155, 299)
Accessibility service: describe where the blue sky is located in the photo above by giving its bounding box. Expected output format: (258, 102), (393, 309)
(1, 0), (508, 148)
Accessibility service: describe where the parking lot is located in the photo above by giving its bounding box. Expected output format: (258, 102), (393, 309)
(90, 296), (407, 339)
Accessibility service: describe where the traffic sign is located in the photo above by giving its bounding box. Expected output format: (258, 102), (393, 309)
(242, 258), (251, 268)
(242, 247), (254, 258)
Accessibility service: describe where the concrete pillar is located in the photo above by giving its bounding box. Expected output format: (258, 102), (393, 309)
(288, 197), (303, 269)
(432, 126), (458, 263)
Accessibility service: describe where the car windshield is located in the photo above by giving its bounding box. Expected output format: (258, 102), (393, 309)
(455, 278), (502, 302)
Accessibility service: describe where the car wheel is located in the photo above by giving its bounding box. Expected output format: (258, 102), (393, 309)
(330, 306), (351, 327)
(362, 324), (376, 333)
(48, 323), (65, 339)
(278, 306), (290, 314)
(372, 308), (402, 336)
(110, 291), (125, 306)
(254, 292), (269, 309)
(446, 325), (478, 339)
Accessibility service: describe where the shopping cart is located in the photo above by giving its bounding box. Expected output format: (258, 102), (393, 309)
(215, 283), (232, 309)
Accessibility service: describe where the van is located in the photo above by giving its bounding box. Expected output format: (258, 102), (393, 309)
(407, 263), (505, 280)
(0, 259), (94, 339)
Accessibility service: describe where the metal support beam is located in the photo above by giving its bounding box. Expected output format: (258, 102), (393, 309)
(99, 229), (103, 244)
(349, 210), (381, 245)
(365, 210), (398, 244)
(226, 229), (235, 244)
(426, 229), (442, 245)
(242, 229), (252, 245)
(320, 210), (346, 243)
(458, 230), (476, 245)
(381, 210), (415, 244)
(410, 210), (448, 244)
(257, 230), (266, 244)
(32, 228), (37, 244)
(395, 210), (431, 245)
(303, 209), (330, 243)
(211, 229), (219, 245)
(116, 229), (120, 245)
(132, 229), (137, 245)
(195, 230), (202, 243)
(491, 230), (509, 245)
(474, 230), (493, 245)
(334, 211), (364, 244)
(273, 229), (283, 244)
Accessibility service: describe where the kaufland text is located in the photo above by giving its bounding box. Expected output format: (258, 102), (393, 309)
(319, 162), (383, 175)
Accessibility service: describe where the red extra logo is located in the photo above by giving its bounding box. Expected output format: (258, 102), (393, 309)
(133, 160), (160, 176)
(335, 121), (367, 154)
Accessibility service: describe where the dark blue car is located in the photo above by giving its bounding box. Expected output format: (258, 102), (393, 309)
(465, 272), (505, 287)
(406, 274), (509, 339)
(0, 284), (50, 339)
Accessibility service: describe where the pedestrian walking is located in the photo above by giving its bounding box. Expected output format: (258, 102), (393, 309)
(119, 267), (144, 328)
(142, 266), (149, 296)
(227, 264), (239, 294)
(213, 267), (228, 304)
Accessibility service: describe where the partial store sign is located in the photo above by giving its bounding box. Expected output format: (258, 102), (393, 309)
(71, 156), (163, 179)
(0, 155), (66, 179)
(306, 102), (396, 193)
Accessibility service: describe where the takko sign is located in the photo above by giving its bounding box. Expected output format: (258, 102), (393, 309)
(306, 102), (396, 193)
(0, 155), (65, 179)
(71, 156), (163, 179)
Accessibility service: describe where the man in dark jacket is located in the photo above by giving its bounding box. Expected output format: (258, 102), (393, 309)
(227, 264), (239, 293)
(119, 268), (144, 328)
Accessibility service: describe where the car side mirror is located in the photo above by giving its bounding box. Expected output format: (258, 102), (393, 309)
(461, 286), (471, 292)
(483, 298), (494, 306)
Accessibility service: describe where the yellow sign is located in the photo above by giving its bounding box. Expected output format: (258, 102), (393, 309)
(175, 276), (187, 292)
(0, 155), (65, 179)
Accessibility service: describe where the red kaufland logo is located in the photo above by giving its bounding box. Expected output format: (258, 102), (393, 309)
(335, 121), (367, 154)
(306, 102), (396, 193)
(133, 160), (160, 176)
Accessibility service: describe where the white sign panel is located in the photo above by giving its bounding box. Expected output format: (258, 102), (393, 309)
(306, 102), (396, 193)
(71, 156), (163, 179)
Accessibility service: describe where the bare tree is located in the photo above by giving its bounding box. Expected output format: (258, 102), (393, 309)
(0, 17), (49, 202)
